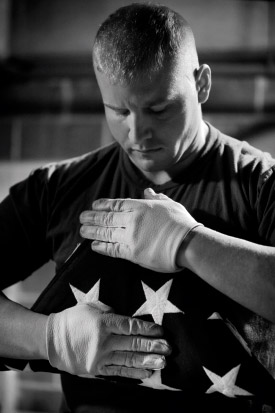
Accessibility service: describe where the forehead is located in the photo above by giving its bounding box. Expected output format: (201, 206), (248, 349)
(95, 58), (193, 107)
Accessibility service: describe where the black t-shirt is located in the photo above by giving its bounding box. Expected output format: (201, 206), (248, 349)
(1, 123), (275, 410)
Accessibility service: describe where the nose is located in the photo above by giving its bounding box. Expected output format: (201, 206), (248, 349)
(127, 112), (152, 144)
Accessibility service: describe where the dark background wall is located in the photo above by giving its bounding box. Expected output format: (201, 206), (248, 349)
(1, 0), (275, 165)
(8, 0), (273, 54)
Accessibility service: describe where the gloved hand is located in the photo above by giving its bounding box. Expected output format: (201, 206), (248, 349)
(80, 188), (203, 272)
(46, 303), (170, 379)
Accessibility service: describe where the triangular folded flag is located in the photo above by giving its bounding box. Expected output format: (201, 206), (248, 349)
(2, 240), (275, 407)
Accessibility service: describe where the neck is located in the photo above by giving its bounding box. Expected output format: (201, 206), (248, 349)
(142, 121), (209, 186)
(142, 170), (171, 186)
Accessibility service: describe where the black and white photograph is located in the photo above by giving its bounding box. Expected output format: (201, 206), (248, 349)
(0, 0), (275, 412)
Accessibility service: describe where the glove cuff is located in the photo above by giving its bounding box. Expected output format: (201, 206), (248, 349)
(46, 313), (60, 370)
(171, 223), (204, 272)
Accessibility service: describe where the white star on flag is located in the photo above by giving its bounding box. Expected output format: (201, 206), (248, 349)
(140, 369), (181, 391)
(203, 364), (253, 398)
(70, 279), (111, 312)
(5, 363), (33, 372)
(133, 279), (184, 325)
(207, 312), (221, 320)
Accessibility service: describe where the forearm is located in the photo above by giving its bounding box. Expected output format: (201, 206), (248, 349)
(177, 226), (275, 323)
(0, 292), (48, 360)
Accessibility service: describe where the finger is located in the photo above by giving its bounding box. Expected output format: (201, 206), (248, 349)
(91, 240), (129, 260)
(102, 313), (163, 337)
(79, 211), (130, 227)
(92, 198), (134, 212)
(110, 335), (172, 355)
(80, 225), (125, 243)
(99, 365), (153, 380)
(144, 188), (169, 201)
(107, 351), (166, 370)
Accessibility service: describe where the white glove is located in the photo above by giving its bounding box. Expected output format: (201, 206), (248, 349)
(80, 188), (203, 272)
(46, 303), (169, 379)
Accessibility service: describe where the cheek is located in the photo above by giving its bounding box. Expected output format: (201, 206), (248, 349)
(162, 112), (194, 154)
(163, 115), (186, 144)
(106, 116), (128, 144)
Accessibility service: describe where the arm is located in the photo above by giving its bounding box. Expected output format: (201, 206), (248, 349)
(178, 226), (275, 323)
(80, 188), (275, 323)
(0, 292), (48, 359)
(0, 291), (170, 378)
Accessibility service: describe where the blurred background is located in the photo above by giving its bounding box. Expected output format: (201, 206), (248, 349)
(0, 0), (275, 411)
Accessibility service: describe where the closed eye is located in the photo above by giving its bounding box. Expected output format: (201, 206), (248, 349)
(114, 108), (130, 117)
(149, 106), (169, 117)
(151, 107), (166, 114)
(149, 103), (169, 115)
(104, 104), (130, 117)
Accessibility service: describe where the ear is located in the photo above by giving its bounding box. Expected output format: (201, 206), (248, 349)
(195, 64), (211, 104)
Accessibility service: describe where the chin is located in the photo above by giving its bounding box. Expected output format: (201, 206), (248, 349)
(134, 160), (161, 172)
(130, 153), (172, 173)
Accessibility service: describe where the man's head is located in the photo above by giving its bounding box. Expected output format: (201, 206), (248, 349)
(93, 2), (199, 85)
(93, 3), (211, 185)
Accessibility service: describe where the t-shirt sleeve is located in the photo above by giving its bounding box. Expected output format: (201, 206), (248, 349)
(256, 166), (275, 246)
(0, 168), (52, 290)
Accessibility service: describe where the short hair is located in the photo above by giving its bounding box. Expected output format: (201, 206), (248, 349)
(93, 2), (199, 84)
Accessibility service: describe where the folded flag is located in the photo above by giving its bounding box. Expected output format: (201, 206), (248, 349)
(1, 240), (275, 407)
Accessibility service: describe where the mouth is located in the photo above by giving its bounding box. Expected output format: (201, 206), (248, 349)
(132, 148), (162, 154)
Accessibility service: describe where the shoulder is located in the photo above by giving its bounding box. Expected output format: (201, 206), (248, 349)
(208, 123), (275, 180)
(26, 141), (120, 188)
(8, 142), (121, 209)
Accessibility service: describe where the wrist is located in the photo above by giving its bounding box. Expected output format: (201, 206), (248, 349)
(34, 313), (49, 360)
(22, 311), (49, 360)
(175, 224), (204, 269)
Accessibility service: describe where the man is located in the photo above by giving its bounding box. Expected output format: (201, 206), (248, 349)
(0, 3), (275, 412)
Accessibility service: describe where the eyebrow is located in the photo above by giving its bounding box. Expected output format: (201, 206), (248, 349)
(103, 98), (176, 111)
(146, 95), (179, 107)
(103, 103), (126, 111)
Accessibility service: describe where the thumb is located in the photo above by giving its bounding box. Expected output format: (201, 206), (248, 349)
(144, 188), (169, 201)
